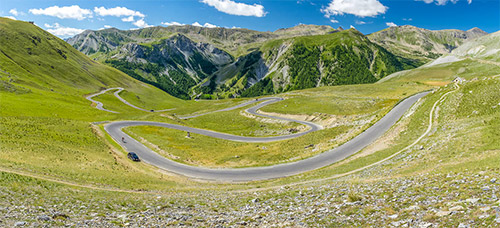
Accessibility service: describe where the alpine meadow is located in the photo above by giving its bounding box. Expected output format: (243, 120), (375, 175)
(0, 0), (499, 226)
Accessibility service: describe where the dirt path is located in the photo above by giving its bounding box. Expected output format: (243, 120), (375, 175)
(0, 166), (153, 194)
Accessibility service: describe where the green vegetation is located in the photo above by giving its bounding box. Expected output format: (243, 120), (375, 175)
(1, 18), (500, 227)
(106, 59), (195, 99)
(69, 24), (424, 99)
(260, 82), (430, 116)
(125, 123), (352, 168)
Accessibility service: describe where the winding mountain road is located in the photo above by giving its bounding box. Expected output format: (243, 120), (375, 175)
(87, 87), (175, 113)
(86, 88), (120, 113)
(88, 88), (429, 181)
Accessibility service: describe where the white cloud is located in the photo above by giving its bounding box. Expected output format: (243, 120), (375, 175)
(386, 22), (397, 27)
(162, 21), (185, 26)
(133, 18), (152, 28)
(203, 22), (217, 28)
(322, 0), (387, 18)
(402, 18), (413, 21)
(416, 0), (463, 5)
(44, 23), (84, 37)
(330, 19), (339, 23)
(94, 6), (145, 18)
(121, 16), (135, 22)
(192, 22), (219, 28)
(201, 0), (266, 17)
(98, 25), (112, 30)
(44, 23), (59, 28)
(29, 5), (92, 20)
(3, 16), (16, 20)
(192, 22), (203, 27)
(355, 20), (366, 25)
(9, 9), (19, 16)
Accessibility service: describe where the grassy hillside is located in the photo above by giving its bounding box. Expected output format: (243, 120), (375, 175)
(0, 17), (194, 190)
(1, 58), (499, 226)
(1, 16), (500, 227)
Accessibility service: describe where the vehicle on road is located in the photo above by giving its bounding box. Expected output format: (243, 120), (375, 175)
(127, 152), (140, 162)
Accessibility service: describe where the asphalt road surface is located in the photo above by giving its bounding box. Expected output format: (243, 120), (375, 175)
(87, 87), (175, 113)
(103, 91), (429, 182)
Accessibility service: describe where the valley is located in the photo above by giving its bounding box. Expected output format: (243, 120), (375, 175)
(0, 12), (499, 227)
(69, 24), (483, 100)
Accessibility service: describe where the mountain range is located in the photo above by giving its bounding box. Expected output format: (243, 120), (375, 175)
(67, 24), (487, 99)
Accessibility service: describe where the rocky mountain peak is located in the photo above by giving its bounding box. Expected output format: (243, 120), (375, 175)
(467, 27), (487, 35)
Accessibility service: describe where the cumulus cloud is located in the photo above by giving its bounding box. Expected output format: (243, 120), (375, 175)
(322, 0), (387, 18)
(3, 16), (16, 20)
(29, 5), (92, 20)
(94, 6), (145, 18)
(133, 18), (152, 28)
(330, 19), (339, 23)
(44, 23), (59, 28)
(416, 0), (465, 5)
(161, 21), (185, 26)
(386, 22), (397, 27)
(201, 0), (266, 17)
(44, 23), (84, 37)
(355, 20), (367, 25)
(98, 25), (113, 30)
(121, 16), (135, 22)
(192, 22), (218, 28)
(9, 9), (19, 16)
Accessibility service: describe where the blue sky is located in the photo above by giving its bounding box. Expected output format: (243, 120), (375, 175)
(1, 0), (498, 38)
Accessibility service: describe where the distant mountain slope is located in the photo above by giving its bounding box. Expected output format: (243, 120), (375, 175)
(105, 34), (234, 99)
(66, 25), (416, 99)
(213, 29), (414, 98)
(368, 25), (487, 66)
(446, 31), (500, 62)
(67, 24), (335, 58)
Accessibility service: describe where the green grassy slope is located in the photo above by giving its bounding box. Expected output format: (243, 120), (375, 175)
(1, 16), (499, 198)
(0, 18), (180, 103)
(0, 18), (196, 190)
(1, 57), (498, 226)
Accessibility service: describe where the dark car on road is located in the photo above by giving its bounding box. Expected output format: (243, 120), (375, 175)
(127, 152), (140, 162)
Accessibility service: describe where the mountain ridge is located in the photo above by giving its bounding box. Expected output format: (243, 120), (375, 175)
(367, 25), (487, 65)
(66, 24), (487, 99)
